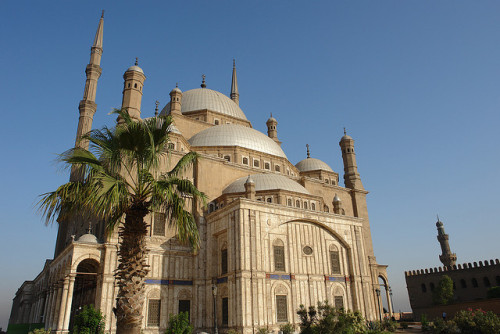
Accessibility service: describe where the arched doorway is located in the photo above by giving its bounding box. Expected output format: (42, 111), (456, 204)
(378, 276), (393, 318)
(69, 259), (99, 329)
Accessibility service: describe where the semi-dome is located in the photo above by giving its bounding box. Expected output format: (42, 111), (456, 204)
(189, 124), (287, 158)
(161, 88), (247, 121)
(223, 174), (310, 195)
(295, 158), (333, 172)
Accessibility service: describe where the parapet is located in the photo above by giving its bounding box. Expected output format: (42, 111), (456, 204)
(405, 258), (500, 277)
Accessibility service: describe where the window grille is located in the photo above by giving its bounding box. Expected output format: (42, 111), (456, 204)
(153, 213), (166, 236)
(274, 246), (285, 272)
(221, 249), (228, 275)
(222, 297), (229, 325)
(330, 250), (341, 275)
(334, 296), (344, 309)
(147, 299), (161, 327)
(276, 295), (288, 322)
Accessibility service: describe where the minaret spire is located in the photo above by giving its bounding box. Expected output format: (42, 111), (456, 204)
(230, 59), (239, 105)
(436, 217), (457, 267)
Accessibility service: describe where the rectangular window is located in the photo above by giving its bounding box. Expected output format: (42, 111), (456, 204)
(221, 249), (228, 275)
(147, 299), (161, 327)
(334, 296), (344, 309)
(276, 295), (288, 322)
(274, 245), (285, 272)
(178, 300), (190, 321)
(153, 213), (166, 236)
(330, 251), (341, 275)
(222, 297), (229, 325)
(253, 159), (260, 167)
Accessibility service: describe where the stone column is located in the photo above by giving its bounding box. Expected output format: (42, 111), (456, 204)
(62, 275), (76, 333)
(51, 283), (63, 330)
(385, 287), (393, 317)
(56, 277), (70, 333)
(44, 287), (54, 330)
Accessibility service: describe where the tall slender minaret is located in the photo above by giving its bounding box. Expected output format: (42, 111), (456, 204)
(230, 59), (239, 105)
(436, 217), (457, 267)
(70, 11), (104, 182)
(339, 128), (364, 190)
(55, 13), (104, 257)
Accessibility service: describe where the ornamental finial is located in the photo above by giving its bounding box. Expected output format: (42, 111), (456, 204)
(135, 57), (139, 66)
(101, 10), (105, 18)
(306, 144), (310, 158)
(201, 74), (206, 88)
(155, 100), (159, 117)
(344, 127), (346, 136)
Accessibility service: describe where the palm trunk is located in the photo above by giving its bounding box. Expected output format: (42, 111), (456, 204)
(115, 204), (149, 334)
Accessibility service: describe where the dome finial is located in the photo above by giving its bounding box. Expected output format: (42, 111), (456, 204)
(201, 74), (206, 88)
(176, 82), (178, 88)
(101, 9), (105, 18)
(344, 127), (347, 136)
(155, 100), (159, 117)
(306, 144), (310, 158)
(135, 57), (139, 66)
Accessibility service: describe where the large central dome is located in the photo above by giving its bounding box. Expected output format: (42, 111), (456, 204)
(162, 88), (247, 121)
(189, 124), (287, 158)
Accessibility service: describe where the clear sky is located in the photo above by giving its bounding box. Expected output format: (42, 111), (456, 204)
(1, 0), (500, 329)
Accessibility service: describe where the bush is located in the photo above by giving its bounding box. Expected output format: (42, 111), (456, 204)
(28, 329), (51, 334)
(381, 318), (397, 332)
(227, 330), (239, 334)
(487, 286), (500, 298)
(279, 323), (295, 334)
(165, 312), (193, 334)
(297, 301), (366, 334)
(73, 305), (105, 334)
(256, 328), (269, 334)
(432, 275), (454, 305)
(421, 314), (432, 332)
(453, 309), (500, 334)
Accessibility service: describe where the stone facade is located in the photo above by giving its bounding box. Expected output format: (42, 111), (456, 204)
(9, 14), (391, 334)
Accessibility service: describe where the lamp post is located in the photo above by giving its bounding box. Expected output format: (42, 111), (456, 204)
(375, 288), (382, 322)
(212, 283), (218, 334)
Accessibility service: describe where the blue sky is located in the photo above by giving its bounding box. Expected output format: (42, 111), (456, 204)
(1, 0), (500, 328)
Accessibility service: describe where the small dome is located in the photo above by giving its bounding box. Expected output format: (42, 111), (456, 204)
(223, 174), (310, 195)
(341, 134), (353, 141)
(77, 233), (98, 244)
(333, 194), (341, 202)
(245, 175), (255, 184)
(295, 158), (333, 172)
(161, 88), (247, 121)
(170, 87), (182, 94)
(267, 116), (277, 123)
(189, 124), (287, 158)
(126, 65), (144, 74)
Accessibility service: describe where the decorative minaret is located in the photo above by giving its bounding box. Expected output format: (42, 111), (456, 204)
(169, 84), (183, 115)
(230, 59), (239, 105)
(339, 128), (364, 190)
(436, 217), (457, 267)
(333, 194), (342, 214)
(70, 11), (104, 182)
(55, 12), (104, 257)
(266, 113), (281, 145)
(244, 175), (255, 200)
(119, 58), (146, 122)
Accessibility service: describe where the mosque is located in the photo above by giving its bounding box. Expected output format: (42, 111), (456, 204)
(9, 14), (392, 334)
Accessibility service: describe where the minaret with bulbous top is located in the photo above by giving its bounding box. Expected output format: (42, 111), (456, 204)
(436, 218), (457, 267)
(169, 84), (183, 115)
(339, 128), (364, 190)
(230, 59), (239, 105)
(119, 58), (146, 122)
(70, 11), (104, 182)
(266, 113), (281, 146)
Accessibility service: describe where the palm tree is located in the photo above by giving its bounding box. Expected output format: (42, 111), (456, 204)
(38, 109), (206, 334)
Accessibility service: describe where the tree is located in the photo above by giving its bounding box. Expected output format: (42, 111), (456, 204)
(432, 275), (454, 305)
(38, 110), (206, 334)
(73, 305), (105, 334)
(165, 312), (193, 334)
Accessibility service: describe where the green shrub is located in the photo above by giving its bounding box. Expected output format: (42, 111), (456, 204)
(432, 275), (454, 305)
(73, 305), (105, 334)
(28, 329), (51, 334)
(421, 314), (432, 332)
(279, 323), (295, 334)
(256, 328), (269, 334)
(227, 329), (239, 334)
(298, 301), (366, 334)
(487, 286), (500, 298)
(381, 318), (397, 332)
(429, 318), (458, 334)
(453, 309), (500, 334)
(165, 312), (193, 334)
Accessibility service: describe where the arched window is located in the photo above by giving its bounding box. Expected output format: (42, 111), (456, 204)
(295, 200), (300, 208)
(209, 203), (215, 213)
(484, 277), (491, 287)
(287, 199), (292, 206)
(242, 157), (248, 165)
(430, 283), (435, 291)
(214, 119), (220, 125)
(264, 162), (270, 170)
(329, 245), (341, 275)
(147, 299), (161, 327)
(253, 159), (260, 168)
(324, 205), (329, 212)
(134, 83), (137, 88)
(267, 197), (272, 203)
(304, 202), (308, 209)
(273, 239), (285, 272)
(311, 203), (316, 211)
(275, 165), (280, 172)
(421, 284), (427, 293)
(224, 155), (231, 162)
(168, 143), (175, 150)
(460, 279), (467, 288)
(472, 278), (478, 288)
(276, 295), (288, 323)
